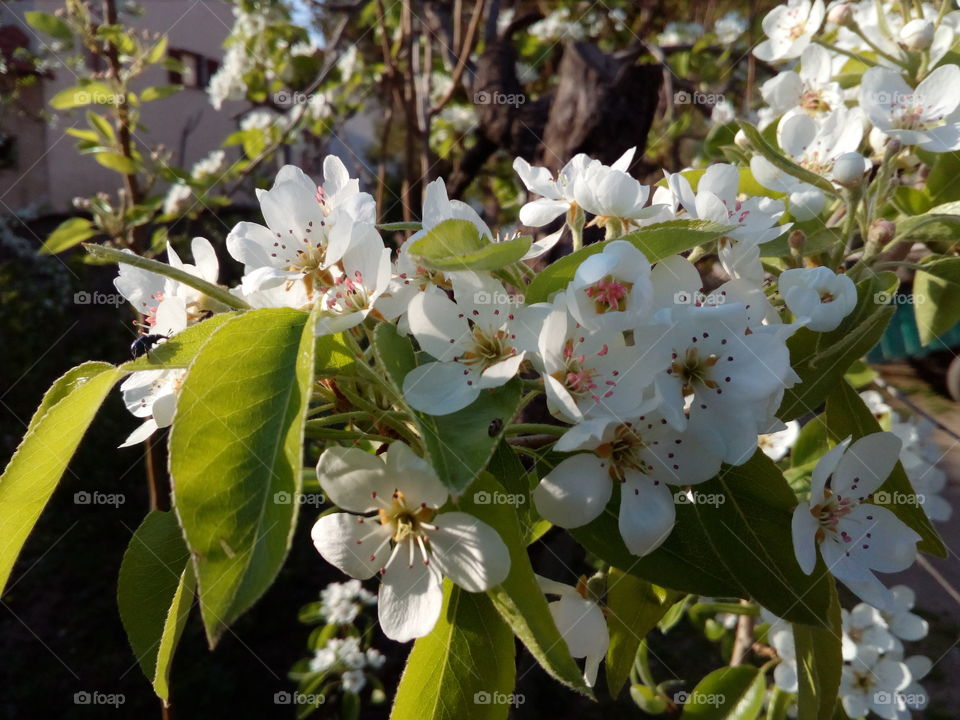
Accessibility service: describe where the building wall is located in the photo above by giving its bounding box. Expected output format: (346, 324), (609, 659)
(0, 0), (243, 213)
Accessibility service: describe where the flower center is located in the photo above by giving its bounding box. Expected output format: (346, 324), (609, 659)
(800, 89), (830, 113)
(810, 489), (855, 542)
(378, 491), (436, 542)
(597, 423), (652, 481)
(669, 347), (719, 396)
(819, 289), (836, 303)
(458, 326), (516, 370)
(584, 275), (632, 314)
(325, 270), (371, 314)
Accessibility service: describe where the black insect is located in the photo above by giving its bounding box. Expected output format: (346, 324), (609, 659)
(130, 333), (169, 359)
(488, 418), (503, 436)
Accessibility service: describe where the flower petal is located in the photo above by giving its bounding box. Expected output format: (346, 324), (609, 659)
(379, 542), (444, 641)
(619, 470), (676, 556)
(317, 446), (392, 513)
(312, 512), (392, 579)
(534, 454), (611, 528)
(430, 512), (511, 592)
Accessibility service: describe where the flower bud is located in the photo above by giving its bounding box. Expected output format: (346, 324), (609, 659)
(827, 3), (854, 26)
(788, 229), (806, 250)
(868, 219), (896, 246)
(899, 19), (935, 51)
(734, 129), (750, 149)
(832, 151), (870, 187)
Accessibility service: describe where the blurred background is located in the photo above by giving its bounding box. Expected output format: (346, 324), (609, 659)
(1, 1), (959, 718)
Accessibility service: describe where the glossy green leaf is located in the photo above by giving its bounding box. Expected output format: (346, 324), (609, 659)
(525, 220), (732, 304)
(121, 312), (240, 372)
(140, 85), (182, 103)
(793, 581), (842, 720)
(408, 219), (531, 272)
(390, 581), (516, 720)
(373, 322), (521, 494)
(913, 256), (960, 346)
(778, 273), (896, 421)
(170, 308), (315, 645)
(117, 510), (195, 703)
(50, 82), (116, 109)
(40, 217), (96, 254)
(605, 570), (679, 698)
(25, 11), (72, 40)
(96, 152), (138, 175)
(460, 474), (590, 695)
(0, 362), (125, 594)
(737, 120), (836, 195)
(825, 380), (945, 556)
(893, 202), (960, 245)
(679, 665), (765, 719)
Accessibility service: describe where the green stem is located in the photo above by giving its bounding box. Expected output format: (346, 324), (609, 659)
(850, 25), (908, 67)
(307, 411), (373, 427)
(505, 422), (567, 437)
(303, 426), (395, 443)
(634, 640), (658, 689)
(568, 206), (585, 252)
(83, 243), (251, 310)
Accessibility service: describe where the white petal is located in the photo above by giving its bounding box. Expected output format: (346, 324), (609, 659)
(385, 442), (448, 509)
(317, 446), (392, 513)
(548, 593), (609, 660)
(190, 237), (219, 283)
(312, 512), (392, 580)
(402, 361), (481, 415)
(619, 471), (676, 556)
(791, 502), (819, 574)
(407, 290), (470, 361)
(119, 418), (159, 448)
(534, 454), (611, 528)
(833, 432), (902, 500)
(430, 512), (511, 592)
(378, 542), (444, 641)
(519, 198), (570, 227)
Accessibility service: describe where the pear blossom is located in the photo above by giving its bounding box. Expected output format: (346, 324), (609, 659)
(791, 433), (922, 610)
(538, 294), (663, 424)
(713, 12), (748, 45)
(318, 579), (377, 625)
(842, 602), (897, 661)
(899, 18), (935, 50)
(760, 44), (843, 118)
(226, 158), (375, 298)
(761, 609), (799, 693)
(751, 107), (864, 219)
(840, 646), (914, 720)
(311, 443), (511, 642)
(566, 240), (654, 332)
(402, 273), (540, 415)
(759, 420), (800, 461)
(754, 0), (826, 62)
(860, 65), (960, 153)
(513, 154), (591, 227)
(533, 413), (723, 556)
(572, 150), (663, 230)
(860, 389), (894, 425)
(118, 369), (184, 447)
(536, 575), (609, 687)
(882, 585), (929, 642)
(779, 266), (857, 332)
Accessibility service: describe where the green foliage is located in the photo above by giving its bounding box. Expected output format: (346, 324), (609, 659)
(390, 581), (516, 720)
(170, 309), (315, 645)
(117, 510), (196, 703)
(407, 219), (531, 272)
(913, 256), (960, 346)
(678, 665), (766, 719)
(793, 582), (842, 720)
(40, 217), (97, 254)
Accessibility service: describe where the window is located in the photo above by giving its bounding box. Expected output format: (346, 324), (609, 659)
(168, 49), (217, 88)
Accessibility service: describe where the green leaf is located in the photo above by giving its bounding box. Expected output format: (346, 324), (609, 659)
(140, 85), (182, 103)
(525, 220), (733, 304)
(40, 217), (96, 254)
(913, 256), (960, 345)
(893, 202), (960, 245)
(460, 474), (591, 695)
(146, 35), (169, 64)
(408, 219), (531, 272)
(0, 362), (126, 594)
(790, 415), (828, 469)
(378, 221), (422, 231)
(50, 82), (116, 109)
(96, 152), (138, 175)
(678, 665), (765, 719)
(170, 308), (316, 645)
(390, 581), (516, 720)
(87, 110), (116, 141)
(373, 322), (521, 494)
(793, 581), (842, 720)
(25, 11), (72, 40)
(605, 570), (679, 698)
(825, 380), (945, 556)
(487, 442), (548, 544)
(737, 120), (837, 196)
(117, 510), (196, 703)
(778, 273), (896, 421)
(121, 313), (240, 372)
(66, 128), (100, 142)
